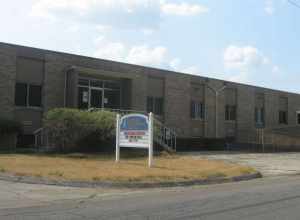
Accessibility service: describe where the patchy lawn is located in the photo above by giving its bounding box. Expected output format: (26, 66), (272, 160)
(0, 153), (256, 183)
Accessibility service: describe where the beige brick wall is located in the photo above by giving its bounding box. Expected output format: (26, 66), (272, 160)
(0, 45), (16, 119)
(2, 42), (300, 144)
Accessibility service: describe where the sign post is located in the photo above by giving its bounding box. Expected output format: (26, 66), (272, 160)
(115, 114), (120, 162)
(148, 112), (153, 167)
(115, 112), (154, 167)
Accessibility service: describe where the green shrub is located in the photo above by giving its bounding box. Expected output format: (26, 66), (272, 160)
(44, 108), (116, 151)
(0, 118), (22, 135)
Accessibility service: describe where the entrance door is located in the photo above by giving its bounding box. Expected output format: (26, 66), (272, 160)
(90, 89), (103, 108)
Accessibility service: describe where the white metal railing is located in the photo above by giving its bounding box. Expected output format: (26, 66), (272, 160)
(153, 118), (177, 152)
(33, 127), (49, 148)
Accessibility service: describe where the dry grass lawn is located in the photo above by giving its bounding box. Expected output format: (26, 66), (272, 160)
(0, 154), (256, 183)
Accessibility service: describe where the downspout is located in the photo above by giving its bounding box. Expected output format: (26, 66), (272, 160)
(64, 66), (75, 108)
(64, 69), (67, 107)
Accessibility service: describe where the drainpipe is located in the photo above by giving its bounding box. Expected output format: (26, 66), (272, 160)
(64, 69), (68, 108)
(64, 66), (75, 108)
(206, 84), (227, 138)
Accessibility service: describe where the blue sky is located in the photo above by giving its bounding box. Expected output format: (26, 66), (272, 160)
(1, 0), (300, 93)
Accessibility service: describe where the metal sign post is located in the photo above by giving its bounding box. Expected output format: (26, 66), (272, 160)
(116, 114), (120, 162)
(148, 112), (153, 167)
(115, 112), (154, 168)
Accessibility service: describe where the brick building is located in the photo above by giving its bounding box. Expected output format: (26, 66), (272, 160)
(1, 42), (300, 149)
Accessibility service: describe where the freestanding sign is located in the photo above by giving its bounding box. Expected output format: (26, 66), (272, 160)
(116, 113), (154, 167)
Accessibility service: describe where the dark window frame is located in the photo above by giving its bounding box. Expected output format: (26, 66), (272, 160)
(15, 82), (42, 108)
(147, 96), (164, 116)
(191, 101), (205, 120)
(279, 110), (288, 125)
(297, 112), (300, 125)
(225, 105), (236, 121)
(15, 83), (28, 107)
(255, 107), (265, 126)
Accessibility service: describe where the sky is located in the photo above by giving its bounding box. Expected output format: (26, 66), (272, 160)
(1, 0), (300, 93)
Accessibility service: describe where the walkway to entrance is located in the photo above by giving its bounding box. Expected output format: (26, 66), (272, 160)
(182, 151), (300, 176)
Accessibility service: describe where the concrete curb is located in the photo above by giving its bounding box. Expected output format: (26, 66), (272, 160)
(0, 172), (262, 189)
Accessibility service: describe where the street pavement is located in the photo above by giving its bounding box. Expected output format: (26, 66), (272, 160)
(1, 175), (300, 219)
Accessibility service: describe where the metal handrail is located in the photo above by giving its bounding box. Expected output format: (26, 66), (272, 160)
(88, 108), (147, 115)
(153, 117), (177, 152)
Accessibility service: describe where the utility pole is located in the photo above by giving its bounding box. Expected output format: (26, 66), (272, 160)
(206, 84), (227, 138)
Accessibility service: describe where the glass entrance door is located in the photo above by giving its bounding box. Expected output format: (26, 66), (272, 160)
(90, 89), (103, 108)
(77, 77), (122, 110)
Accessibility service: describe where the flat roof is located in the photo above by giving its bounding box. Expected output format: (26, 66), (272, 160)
(1, 41), (299, 96)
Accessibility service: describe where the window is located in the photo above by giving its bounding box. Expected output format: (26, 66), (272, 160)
(191, 101), (205, 119)
(77, 78), (121, 110)
(279, 111), (288, 124)
(225, 105), (236, 121)
(15, 83), (27, 106)
(15, 83), (42, 107)
(255, 107), (265, 126)
(78, 87), (89, 109)
(147, 96), (164, 116)
(297, 112), (300, 125)
(279, 97), (288, 125)
(29, 85), (42, 107)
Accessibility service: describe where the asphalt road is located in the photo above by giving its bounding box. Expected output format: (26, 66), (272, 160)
(1, 176), (300, 219)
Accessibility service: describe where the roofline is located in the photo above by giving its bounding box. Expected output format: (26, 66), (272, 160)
(1, 41), (300, 96)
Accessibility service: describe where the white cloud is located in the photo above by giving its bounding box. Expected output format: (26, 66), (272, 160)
(126, 45), (167, 66)
(93, 36), (126, 61)
(93, 36), (198, 73)
(66, 25), (80, 33)
(224, 45), (267, 70)
(223, 45), (281, 84)
(265, 0), (275, 15)
(272, 65), (280, 73)
(95, 25), (112, 33)
(142, 28), (155, 35)
(160, 2), (209, 16)
(31, 0), (161, 29)
(93, 36), (168, 66)
(169, 58), (200, 75)
(31, 0), (209, 29)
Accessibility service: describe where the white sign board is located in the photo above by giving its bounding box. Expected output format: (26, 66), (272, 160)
(116, 113), (154, 167)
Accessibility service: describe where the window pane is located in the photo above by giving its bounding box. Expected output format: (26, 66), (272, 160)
(225, 105), (236, 121)
(279, 111), (288, 124)
(78, 87), (89, 109)
(78, 78), (89, 86)
(230, 106), (236, 120)
(90, 89), (103, 108)
(191, 101), (204, 119)
(261, 108), (265, 124)
(191, 101), (195, 118)
(155, 98), (164, 115)
(225, 105), (229, 120)
(15, 83), (27, 106)
(90, 80), (103, 88)
(147, 97), (153, 113)
(29, 85), (42, 107)
(200, 103), (205, 119)
(105, 81), (120, 90)
(255, 108), (258, 123)
(104, 90), (120, 109)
